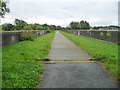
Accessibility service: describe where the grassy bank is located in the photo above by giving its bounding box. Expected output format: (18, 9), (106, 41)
(2, 32), (55, 88)
(62, 31), (119, 80)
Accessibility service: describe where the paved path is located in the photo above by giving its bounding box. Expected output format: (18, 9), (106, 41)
(39, 31), (118, 88)
(40, 62), (118, 88)
(48, 31), (91, 60)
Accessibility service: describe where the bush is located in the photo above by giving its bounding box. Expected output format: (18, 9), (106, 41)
(20, 30), (33, 41)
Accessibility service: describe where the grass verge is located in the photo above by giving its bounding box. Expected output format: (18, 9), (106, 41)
(62, 31), (119, 81)
(2, 32), (55, 88)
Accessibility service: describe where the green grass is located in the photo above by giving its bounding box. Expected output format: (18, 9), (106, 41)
(62, 31), (119, 80)
(0, 48), (2, 89)
(2, 32), (55, 88)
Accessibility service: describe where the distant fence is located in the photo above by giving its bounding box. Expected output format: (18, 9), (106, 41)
(1, 30), (48, 46)
(66, 30), (120, 43)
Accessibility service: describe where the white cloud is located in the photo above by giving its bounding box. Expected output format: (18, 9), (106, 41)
(24, 17), (102, 27)
(10, 0), (119, 3)
(0, 14), (14, 25)
(1, 0), (118, 27)
(112, 21), (118, 25)
(25, 17), (69, 27)
(87, 18), (101, 26)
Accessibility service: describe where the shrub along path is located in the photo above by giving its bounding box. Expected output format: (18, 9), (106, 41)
(39, 31), (118, 88)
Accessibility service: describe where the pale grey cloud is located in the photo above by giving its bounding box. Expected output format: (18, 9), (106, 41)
(1, 0), (119, 27)
(10, 0), (119, 3)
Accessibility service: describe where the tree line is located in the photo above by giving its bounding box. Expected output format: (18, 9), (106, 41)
(2, 19), (91, 31)
(69, 21), (90, 30)
(2, 19), (119, 31)
(0, 0), (119, 31)
(2, 19), (64, 31)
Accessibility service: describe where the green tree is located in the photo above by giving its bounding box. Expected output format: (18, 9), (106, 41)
(42, 23), (48, 30)
(35, 25), (44, 30)
(70, 21), (79, 29)
(2, 23), (14, 31)
(80, 20), (90, 29)
(66, 26), (71, 30)
(56, 25), (62, 30)
(0, 0), (10, 18)
(49, 25), (56, 30)
(34, 23), (44, 30)
(27, 24), (35, 30)
(14, 19), (28, 30)
(23, 25), (32, 30)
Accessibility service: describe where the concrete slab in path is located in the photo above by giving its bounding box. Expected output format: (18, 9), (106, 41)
(48, 31), (91, 60)
(39, 62), (118, 88)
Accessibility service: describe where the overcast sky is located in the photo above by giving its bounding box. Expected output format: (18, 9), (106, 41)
(1, 0), (119, 27)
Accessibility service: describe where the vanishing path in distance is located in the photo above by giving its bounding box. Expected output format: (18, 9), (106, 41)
(48, 31), (91, 60)
(39, 31), (118, 88)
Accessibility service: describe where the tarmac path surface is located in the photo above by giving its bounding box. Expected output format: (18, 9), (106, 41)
(39, 31), (118, 88)
(48, 31), (91, 60)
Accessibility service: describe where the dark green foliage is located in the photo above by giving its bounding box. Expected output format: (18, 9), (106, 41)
(69, 20), (90, 30)
(23, 25), (32, 30)
(93, 25), (120, 30)
(43, 23), (48, 30)
(56, 25), (62, 30)
(48, 25), (56, 30)
(0, 0), (10, 17)
(34, 23), (44, 30)
(70, 21), (79, 29)
(2, 19), (65, 31)
(14, 19), (28, 30)
(80, 20), (90, 29)
(2, 23), (15, 31)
